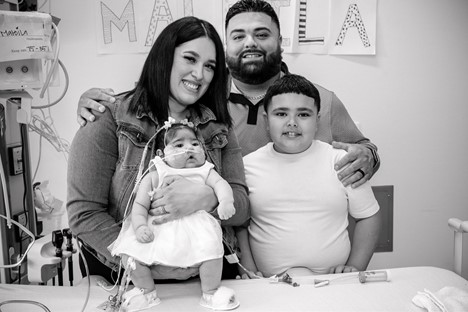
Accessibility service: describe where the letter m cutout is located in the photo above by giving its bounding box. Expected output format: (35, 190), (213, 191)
(101, 0), (137, 44)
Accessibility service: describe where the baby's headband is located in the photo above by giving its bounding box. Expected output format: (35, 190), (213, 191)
(162, 117), (195, 131)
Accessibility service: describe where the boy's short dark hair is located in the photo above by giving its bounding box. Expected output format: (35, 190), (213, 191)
(225, 0), (280, 33)
(263, 74), (321, 113)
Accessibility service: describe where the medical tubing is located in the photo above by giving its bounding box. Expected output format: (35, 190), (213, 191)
(0, 151), (12, 228)
(39, 22), (59, 99)
(74, 233), (99, 312)
(32, 59), (69, 109)
(0, 215), (36, 269)
(0, 300), (51, 312)
(73, 128), (169, 310)
(71, 131), (158, 311)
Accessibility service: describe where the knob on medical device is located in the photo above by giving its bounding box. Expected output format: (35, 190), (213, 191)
(27, 233), (72, 283)
(52, 230), (63, 257)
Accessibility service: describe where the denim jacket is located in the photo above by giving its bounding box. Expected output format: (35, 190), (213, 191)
(67, 95), (249, 270)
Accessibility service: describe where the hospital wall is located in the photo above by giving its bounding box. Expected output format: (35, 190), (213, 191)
(30, 0), (468, 283)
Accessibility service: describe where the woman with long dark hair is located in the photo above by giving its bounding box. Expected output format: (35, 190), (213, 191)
(67, 16), (248, 308)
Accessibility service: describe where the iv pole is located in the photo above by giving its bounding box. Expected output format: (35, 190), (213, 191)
(0, 90), (38, 236)
(0, 91), (39, 283)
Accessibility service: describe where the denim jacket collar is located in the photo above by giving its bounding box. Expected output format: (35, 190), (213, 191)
(189, 104), (217, 126)
(134, 103), (217, 127)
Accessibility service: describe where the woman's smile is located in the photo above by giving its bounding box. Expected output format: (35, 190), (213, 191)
(169, 37), (216, 112)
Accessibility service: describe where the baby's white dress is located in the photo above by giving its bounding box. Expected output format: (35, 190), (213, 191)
(109, 157), (224, 267)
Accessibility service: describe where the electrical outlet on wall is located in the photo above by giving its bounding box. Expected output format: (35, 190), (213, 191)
(16, 212), (27, 227)
(13, 212), (28, 241)
(8, 250), (27, 283)
(8, 145), (23, 175)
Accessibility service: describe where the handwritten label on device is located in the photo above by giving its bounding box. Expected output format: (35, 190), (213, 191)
(0, 11), (53, 61)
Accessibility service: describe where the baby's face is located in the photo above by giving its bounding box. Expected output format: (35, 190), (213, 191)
(163, 128), (206, 169)
(264, 93), (319, 154)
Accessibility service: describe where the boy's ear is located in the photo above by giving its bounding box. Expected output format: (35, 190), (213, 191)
(316, 114), (320, 131)
(156, 149), (164, 157)
(263, 111), (269, 131)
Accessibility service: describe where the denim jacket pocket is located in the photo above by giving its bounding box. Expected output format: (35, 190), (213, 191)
(201, 125), (228, 172)
(204, 128), (229, 150)
(117, 125), (147, 170)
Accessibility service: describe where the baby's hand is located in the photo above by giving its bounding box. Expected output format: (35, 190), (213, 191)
(217, 202), (235, 220)
(135, 225), (154, 243)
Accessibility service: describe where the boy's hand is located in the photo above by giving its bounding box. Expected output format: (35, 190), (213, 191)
(328, 264), (358, 274)
(77, 88), (115, 126)
(332, 142), (374, 188)
(217, 203), (236, 220)
(236, 270), (263, 279)
(135, 225), (154, 243)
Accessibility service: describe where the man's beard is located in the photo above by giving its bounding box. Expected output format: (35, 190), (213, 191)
(227, 46), (282, 85)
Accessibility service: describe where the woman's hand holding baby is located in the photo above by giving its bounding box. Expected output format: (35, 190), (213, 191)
(149, 176), (217, 224)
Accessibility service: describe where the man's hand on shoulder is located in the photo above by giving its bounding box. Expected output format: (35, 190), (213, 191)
(332, 141), (374, 188)
(77, 88), (116, 126)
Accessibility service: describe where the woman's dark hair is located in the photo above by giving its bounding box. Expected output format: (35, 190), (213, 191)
(263, 74), (321, 113)
(225, 0), (280, 34)
(124, 16), (231, 127)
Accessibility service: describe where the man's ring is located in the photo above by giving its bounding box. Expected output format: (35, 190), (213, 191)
(357, 169), (365, 177)
(161, 206), (167, 214)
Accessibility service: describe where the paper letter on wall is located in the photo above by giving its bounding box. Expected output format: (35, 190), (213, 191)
(96, 0), (219, 54)
(335, 4), (370, 47)
(145, 0), (174, 47)
(293, 0), (328, 54)
(329, 0), (376, 55)
(101, 1), (137, 44)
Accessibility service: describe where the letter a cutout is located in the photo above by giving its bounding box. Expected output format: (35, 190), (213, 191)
(145, 0), (173, 46)
(335, 4), (370, 47)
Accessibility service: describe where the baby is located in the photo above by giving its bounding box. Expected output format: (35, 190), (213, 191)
(110, 118), (239, 311)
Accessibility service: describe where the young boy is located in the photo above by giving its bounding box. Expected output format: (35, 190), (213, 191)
(238, 74), (381, 277)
